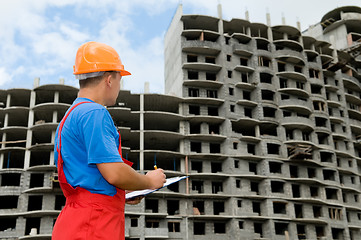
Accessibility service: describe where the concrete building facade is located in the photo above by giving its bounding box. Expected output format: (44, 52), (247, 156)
(1, 4), (361, 240)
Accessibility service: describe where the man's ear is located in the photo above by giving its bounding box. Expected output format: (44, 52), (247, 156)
(105, 73), (112, 87)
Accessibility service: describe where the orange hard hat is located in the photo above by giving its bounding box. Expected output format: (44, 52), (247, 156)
(73, 41), (131, 79)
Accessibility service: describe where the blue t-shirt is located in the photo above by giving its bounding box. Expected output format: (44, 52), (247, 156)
(54, 97), (123, 196)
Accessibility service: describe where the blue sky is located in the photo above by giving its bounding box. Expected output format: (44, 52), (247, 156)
(0, 0), (359, 94)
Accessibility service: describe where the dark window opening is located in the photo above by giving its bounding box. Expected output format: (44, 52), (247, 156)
(187, 55), (198, 62)
(280, 78), (287, 87)
(188, 71), (198, 79)
(236, 179), (241, 188)
(228, 70), (232, 78)
(0, 217), (16, 231)
(267, 143), (280, 154)
(167, 181), (179, 192)
(207, 89), (217, 98)
(30, 173), (44, 188)
(290, 165), (298, 178)
(247, 143), (256, 155)
(145, 199), (158, 213)
(230, 104), (235, 112)
(316, 226), (325, 239)
(239, 221), (243, 229)
(252, 201), (261, 215)
(251, 182), (259, 194)
(226, 55), (231, 61)
(292, 184), (300, 198)
(190, 123), (201, 134)
(313, 206), (322, 218)
(193, 201), (204, 215)
(209, 124), (219, 134)
(249, 162), (257, 174)
(192, 181), (204, 193)
(25, 217), (41, 236)
(261, 125), (278, 136)
(254, 222), (263, 238)
(258, 56), (271, 67)
(323, 169), (335, 181)
(194, 222), (205, 235)
(229, 87), (234, 95)
(211, 162), (222, 173)
(191, 161), (202, 173)
(263, 107), (276, 118)
(244, 107), (252, 117)
(30, 151), (50, 167)
(311, 84), (322, 94)
(309, 69), (320, 79)
(214, 222), (226, 234)
(243, 90), (251, 100)
(273, 202), (287, 214)
(269, 162), (282, 174)
(260, 72), (272, 83)
(206, 72), (216, 81)
(310, 186), (319, 197)
(271, 181), (284, 193)
(240, 58), (248, 66)
(1, 173), (21, 186)
(168, 222), (180, 232)
(190, 142), (201, 153)
(189, 105), (200, 115)
(308, 168), (316, 178)
(297, 224), (306, 240)
(167, 200), (179, 215)
(205, 56), (216, 64)
(331, 228), (344, 240)
(210, 143), (221, 153)
(2, 151), (25, 169)
(188, 88), (199, 97)
(213, 201), (225, 215)
(315, 117), (327, 127)
(208, 106), (218, 116)
(55, 195), (65, 210)
(234, 159), (239, 167)
(261, 90), (274, 100)
(326, 188), (338, 200)
(28, 195), (42, 211)
(145, 219), (159, 228)
(212, 182), (223, 194)
(294, 65), (302, 73)
(275, 222), (288, 235)
(257, 41), (269, 50)
(131, 217), (138, 227)
(241, 73), (249, 83)
(295, 204), (303, 218)
(0, 196), (18, 209)
(320, 152), (333, 162)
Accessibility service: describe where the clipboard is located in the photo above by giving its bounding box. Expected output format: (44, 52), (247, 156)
(125, 176), (188, 199)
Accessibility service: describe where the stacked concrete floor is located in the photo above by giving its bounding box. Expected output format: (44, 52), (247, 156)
(1, 4), (361, 240)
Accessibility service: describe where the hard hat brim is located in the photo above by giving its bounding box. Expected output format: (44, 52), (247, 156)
(120, 69), (131, 76)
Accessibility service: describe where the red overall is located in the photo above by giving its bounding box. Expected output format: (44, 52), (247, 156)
(52, 102), (133, 240)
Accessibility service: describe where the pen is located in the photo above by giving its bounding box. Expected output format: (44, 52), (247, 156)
(154, 165), (157, 170)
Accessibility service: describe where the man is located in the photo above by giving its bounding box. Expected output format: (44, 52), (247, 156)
(52, 41), (166, 240)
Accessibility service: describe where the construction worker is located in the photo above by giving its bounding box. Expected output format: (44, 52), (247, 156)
(52, 41), (166, 240)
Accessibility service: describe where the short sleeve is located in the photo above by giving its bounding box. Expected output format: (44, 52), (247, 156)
(80, 109), (123, 165)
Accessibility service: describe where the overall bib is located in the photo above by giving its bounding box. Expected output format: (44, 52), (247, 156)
(52, 102), (133, 240)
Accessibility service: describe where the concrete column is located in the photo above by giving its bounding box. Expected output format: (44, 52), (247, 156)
(139, 94), (144, 172)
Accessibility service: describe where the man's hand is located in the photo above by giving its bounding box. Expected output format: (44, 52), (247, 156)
(145, 168), (166, 189)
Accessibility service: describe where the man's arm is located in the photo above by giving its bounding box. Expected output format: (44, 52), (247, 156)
(97, 162), (166, 190)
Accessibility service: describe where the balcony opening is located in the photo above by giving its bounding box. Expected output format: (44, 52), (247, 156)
(329, 208), (343, 221)
(280, 78), (287, 88)
(168, 221), (180, 232)
(194, 222), (205, 235)
(261, 89), (274, 100)
(190, 123), (201, 134)
(252, 201), (261, 215)
(273, 202), (286, 214)
(254, 222), (263, 238)
(0, 217), (16, 232)
(189, 105), (200, 115)
(317, 133), (329, 145)
(190, 142), (201, 153)
(271, 181), (284, 193)
(209, 124), (220, 134)
(258, 56), (271, 67)
(1, 173), (21, 186)
(206, 72), (217, 81)
(292, 184), (300, 198)
(257, 41), (269, 51)
(211, 162), (222, 173)
(207, 89), (218, 98)
(267, 143), (280, 154)
(208, 106), (218, 116)
(294, 204), (303, 218)
(323, 169), (335, 181)
(241, 73), (249, 83)
(191, 161), (202, 173)
(205, 56), (216, 64)
(145, 219), (159, 228)
(212, 181), (223, 194)
(247, 143), (256, 155)
(316, 226), (325, 239)
(188, 88), (199, 97)
(188, 71), (198, 80)
(326, 188), (338, 200)
(269, 162), (282, 174)
(214, 222), (226, 234)
(331, 228), (344, 240)
(240, 58), (248, 66)
(294, 65), (303, 73)
(275, 222), (288, 235)
(30, 173), (44, 188)
(310, 186), (319, 197)
(297, 224), (306, 240)
(290, 165), (298, 178)
(307, 168), (316, 178)
(25, 217), (41, 236)
(309, 68), (320, 79)
(192, 181), (204, 193)
(187, 54), (198, 62)
(286, 129), (294, 140)
(55, 195), (66, 210)
(210, 143), (221, 153)
(28, 195), (42, 211)
(145, 199), (158, 213)
(261, 125), (278, 136)
(320, 152), (333, 162)
(313, 206), (322, 218)
(244, 107), (252, 117)
(30, 151), (50, 167)
(0, 196), (18, 209)
(263, 107), (276, 118)
(311, 84), (322, 94)
(131, 217), (138, 227)
(249, 162), (257, 174)
(315, 117), (327, 127)
(167, 181), (179, 192)
(260, 72), (272, 83)
(193, 201), (204, 215)
(213, 201), (225, 215)
(167, 200), (179, 215)
(2, 151), (25, 169)
(251, 181), (259, 194)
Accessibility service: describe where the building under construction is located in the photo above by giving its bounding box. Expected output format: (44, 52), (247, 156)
(1, 4), (361, 240)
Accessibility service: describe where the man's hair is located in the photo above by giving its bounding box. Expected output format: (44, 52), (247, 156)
(79, 71), (118, 88)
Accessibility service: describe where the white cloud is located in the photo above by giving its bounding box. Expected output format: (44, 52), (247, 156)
(0, 68), (12, 86)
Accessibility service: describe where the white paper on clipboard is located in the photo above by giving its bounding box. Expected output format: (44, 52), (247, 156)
(125, 176), (188, 199)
